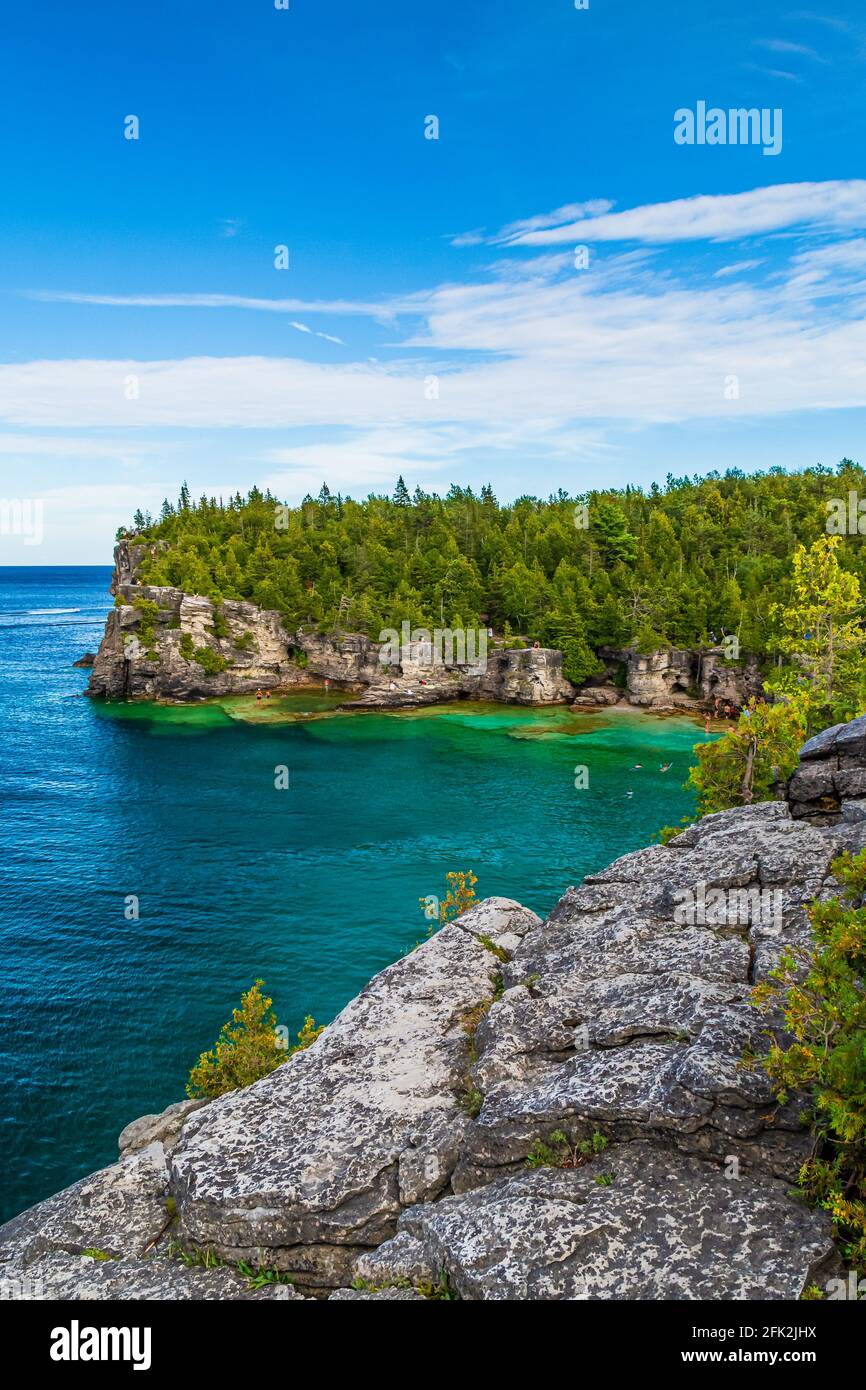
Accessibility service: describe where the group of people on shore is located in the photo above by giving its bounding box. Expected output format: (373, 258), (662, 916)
(704, 696), (740, 733)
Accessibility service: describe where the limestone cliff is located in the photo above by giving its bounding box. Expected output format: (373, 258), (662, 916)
(579, 645), (763, 712)
(3, 717), (864, 1301)
(87, 544), (574, 706)
(89, 544), (761, 713)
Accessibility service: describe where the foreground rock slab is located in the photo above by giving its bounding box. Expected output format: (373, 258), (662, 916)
(359, 1143), (836, 1301)
(169, 899), (540, 1288)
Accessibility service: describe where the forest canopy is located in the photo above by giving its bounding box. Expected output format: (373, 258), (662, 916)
(123, 462), (866, 667)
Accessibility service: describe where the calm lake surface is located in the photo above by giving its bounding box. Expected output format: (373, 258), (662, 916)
(0, 566), (711, 1221)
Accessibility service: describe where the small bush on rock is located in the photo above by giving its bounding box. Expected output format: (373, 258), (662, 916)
(752, 849), (866, 1267)
(187, 980), (322, 1100)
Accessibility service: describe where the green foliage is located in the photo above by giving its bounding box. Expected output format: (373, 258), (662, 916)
(765, 535), (866, 730)
(179, 632), (194, 661)
(192, 646), (229, 676)
(233, 630), (257, 652)
(415, 1269), (458, 1301)
(537, 610), (603, 685)
(235, 1261), (295, 1291)
(210, 603), (231, 640)
(420, 870), (478, 936)
(687, 697), (808, 815)
(82, 1248), (116, 1261)
(438, 870), (477, 925)
(131, 596), (161, 655)
(351, 1269), (458, 1300)
(656, 816), (694, 845)
(122, 463), (866, 661)
(477, 933), (509, 962)
(131, 597), (160, 623)
(752, 850), (866, 1266)
(186, 980), (322, 1100)
(525, 1129), (609, 1169)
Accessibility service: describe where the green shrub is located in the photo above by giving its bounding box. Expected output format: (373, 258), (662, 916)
(210, 603), (231, 640)
(525, 1129), (609, 1169)
(130, 596), (161, 658)
(187, 980), (323, 1100)
(192, 645), (229, 676)
(179, 632), (194, 661)
(687, 697), (807, 815)
(752, 849), (866, 1266)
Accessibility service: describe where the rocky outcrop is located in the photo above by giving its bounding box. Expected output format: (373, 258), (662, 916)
(87, 587), (310, 700)
(357, 1145), (834, 1301)
(342, 646), (573, 709)
(86, 545), (574, 706)
(596, 646), (763, 712)
(4, 720), (864, 1301)
(787, 714), (866, 824)
(88, 545), (765, 714)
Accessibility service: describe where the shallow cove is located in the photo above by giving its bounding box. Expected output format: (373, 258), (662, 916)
(0, 568), (713, 1221)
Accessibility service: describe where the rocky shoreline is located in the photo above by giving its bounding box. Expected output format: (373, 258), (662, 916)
(85, 541), (762, 715)
(3, 715), (864, 1301)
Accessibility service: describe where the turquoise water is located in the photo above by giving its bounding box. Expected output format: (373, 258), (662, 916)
(0, 567), (710, 1222)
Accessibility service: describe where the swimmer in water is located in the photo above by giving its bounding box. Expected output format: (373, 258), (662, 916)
(625, 790), (633, 798)
(660, 762), (672, 772)
(632, 763), (643, 770)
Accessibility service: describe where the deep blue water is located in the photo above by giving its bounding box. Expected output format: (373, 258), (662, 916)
(0, 567), (708, 1222)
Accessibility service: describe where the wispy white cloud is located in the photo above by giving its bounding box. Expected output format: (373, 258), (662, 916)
(713, 259), (764, 277)
(11, 183), (866, 473)
(289, 321), (345, 345)
(744, 63), (804, 82)
(457, 200), (615, 248)
(756, 37), (824, 59)
(450, 228), (487, 247)
(501, 181), (866, 246)
(787, 11), (851, 34)
(26, 290), (404, 320)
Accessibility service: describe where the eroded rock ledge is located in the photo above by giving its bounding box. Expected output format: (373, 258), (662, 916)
(3, 723), (864, 1301)
(85, 539), (759, 710)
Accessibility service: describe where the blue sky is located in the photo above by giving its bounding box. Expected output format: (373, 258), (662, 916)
(2, 0), (866, 561)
